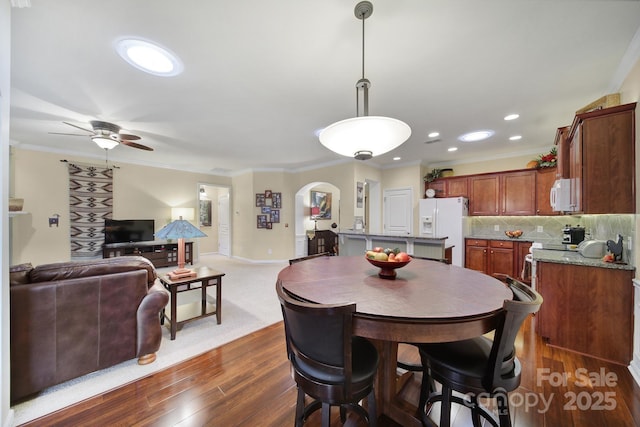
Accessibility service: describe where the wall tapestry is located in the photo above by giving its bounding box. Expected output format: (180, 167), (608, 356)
(67, 162), (113, 259)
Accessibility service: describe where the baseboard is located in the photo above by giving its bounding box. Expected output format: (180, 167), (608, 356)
(628, 360), (640, 387)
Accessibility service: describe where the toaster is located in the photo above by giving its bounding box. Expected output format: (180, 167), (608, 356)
(577, 240), (606, 258)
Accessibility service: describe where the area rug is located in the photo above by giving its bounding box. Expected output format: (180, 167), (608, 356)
(11, 254), (288, 426)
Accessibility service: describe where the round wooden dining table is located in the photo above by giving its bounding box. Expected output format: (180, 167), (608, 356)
(277, 255), (513, 427)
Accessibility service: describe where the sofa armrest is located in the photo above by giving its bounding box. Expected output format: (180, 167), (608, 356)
(136, 280), (169, 364)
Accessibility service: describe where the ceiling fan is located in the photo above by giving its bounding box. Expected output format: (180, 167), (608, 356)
(50, 120), (153, 151)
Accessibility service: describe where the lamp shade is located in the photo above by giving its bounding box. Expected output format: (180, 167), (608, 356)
(319, 116), (411, 159)
(155, 219), (207, 239)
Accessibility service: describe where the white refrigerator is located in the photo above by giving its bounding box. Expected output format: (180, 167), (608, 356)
(419, 197), (468, 267)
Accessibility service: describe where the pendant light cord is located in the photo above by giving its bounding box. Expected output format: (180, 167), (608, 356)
(356, 8), (369, 117)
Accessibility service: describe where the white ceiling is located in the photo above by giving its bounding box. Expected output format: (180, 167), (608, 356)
(9, 0), (640, 175)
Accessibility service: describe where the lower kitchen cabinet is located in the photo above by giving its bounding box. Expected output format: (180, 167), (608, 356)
(465, 238), (530, 280)
(536, 261), (634, 365)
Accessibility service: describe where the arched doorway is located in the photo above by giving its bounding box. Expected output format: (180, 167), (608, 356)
(293, 182), (340, 258)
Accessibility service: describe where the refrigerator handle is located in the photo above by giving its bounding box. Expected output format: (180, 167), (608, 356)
(432, 207), (437, 236)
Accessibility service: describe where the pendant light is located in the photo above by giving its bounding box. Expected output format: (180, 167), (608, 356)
(319, 1), (411, 160)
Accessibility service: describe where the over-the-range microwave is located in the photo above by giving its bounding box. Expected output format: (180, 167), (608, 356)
(550, 178), (572, 212)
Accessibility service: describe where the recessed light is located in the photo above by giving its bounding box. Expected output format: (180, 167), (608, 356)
(115, 38), (183, 77)
(428, 132), (440, 138)
(393, 157), (401, 161)
(504, 114), (520, 121)
(509, 135), (522, 141)
(458, 130), (495, 142)
(448, 147), (458, 152)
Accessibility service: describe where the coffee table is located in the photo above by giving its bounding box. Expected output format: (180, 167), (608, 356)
(159, 266), (225, 340)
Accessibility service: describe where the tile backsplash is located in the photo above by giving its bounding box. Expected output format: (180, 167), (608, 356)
(468, 214), (635, 264)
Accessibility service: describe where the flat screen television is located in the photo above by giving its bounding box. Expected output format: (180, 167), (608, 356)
(104, 219), (155, 244)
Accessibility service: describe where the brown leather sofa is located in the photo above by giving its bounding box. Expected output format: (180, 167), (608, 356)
(9, 256), (169, 403)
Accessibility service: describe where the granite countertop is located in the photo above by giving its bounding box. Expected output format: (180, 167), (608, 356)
(532, 249), (635, 271)
(467, 235), (536, 243)
(338, 231), (447, 241)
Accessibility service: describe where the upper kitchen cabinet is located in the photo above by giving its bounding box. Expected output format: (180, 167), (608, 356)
(554, 126), (570, 179)
(535, 167), (559, 215)
(469, 170), (536, 216)
(567, 102), (636, 214)
(424, 176), (468, 198)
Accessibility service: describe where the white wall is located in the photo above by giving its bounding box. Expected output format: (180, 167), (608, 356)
(1, 2), (13, 426)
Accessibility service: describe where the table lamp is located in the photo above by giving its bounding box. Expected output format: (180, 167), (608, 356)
(156, 208), (207, 279)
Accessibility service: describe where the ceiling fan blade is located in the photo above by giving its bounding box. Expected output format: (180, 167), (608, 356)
(120, 139), (154, 151)
(48, 132), (91, 137)
(118, 133), (141, 141)
(63, 121), (94, 134)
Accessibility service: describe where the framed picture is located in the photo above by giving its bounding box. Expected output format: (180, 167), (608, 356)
(266, 222), (273, 229)
(272, 192), (282, 208)
(261, 206), (271, 214)
(356, 181), (364, 208)
(265, 190), (272, 198)
(256, 193), (266, 207)
(199, 199), (212, 226)
(257, 214), (268, 228)
(271, 209), (280, 223)
(310, 190), (332, 220)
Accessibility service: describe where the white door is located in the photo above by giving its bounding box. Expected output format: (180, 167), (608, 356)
(218, 193), (230, 256)
(383, 188), (413, 235)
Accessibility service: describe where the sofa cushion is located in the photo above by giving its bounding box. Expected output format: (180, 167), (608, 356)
(30, 256), (157, 287)
(9, 263), (33, 286)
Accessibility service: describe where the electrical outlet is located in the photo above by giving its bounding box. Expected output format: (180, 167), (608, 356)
(494, 225), (499, 231)
(537, 226), (543, 232)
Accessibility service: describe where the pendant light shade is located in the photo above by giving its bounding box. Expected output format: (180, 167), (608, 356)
(319, 1), (411, 160)
(319, 116), (411, 160)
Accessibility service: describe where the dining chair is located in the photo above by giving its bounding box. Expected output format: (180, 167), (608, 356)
(416, 276), (542, 427)
(276, 280), (379, 427)
(288, 252), (331, 265)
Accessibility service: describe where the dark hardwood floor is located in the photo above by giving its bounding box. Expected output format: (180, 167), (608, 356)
(21, 317), (640, 427)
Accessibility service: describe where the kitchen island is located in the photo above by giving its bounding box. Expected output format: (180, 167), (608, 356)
(338, 231), (451, 261)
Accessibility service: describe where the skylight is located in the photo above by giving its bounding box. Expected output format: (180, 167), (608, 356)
(115, 38), (183, 77)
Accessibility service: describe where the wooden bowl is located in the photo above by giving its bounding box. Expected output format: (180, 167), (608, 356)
(365, 256), (411, 279)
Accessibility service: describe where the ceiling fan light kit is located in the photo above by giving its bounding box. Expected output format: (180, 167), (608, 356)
(319, 1), (411, 160)
(49, 120), (153, 151)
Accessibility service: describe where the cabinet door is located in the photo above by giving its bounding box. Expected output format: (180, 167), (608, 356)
(569, 123), (583, 213)
(465, 245), (487, 273)
(501, 170), (536, 215)
(469, 175), (499, 215)
(536, 261), (633, 365)
(446, 177), (468, 198)
(555, 126), (569, 179)
(487, 240), (514, 278)
(425, 180), (445, 198)
(581, 107), (635, 213)
(535, 167), (558, 215)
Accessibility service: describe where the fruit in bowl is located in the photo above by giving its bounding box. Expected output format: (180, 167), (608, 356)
(365, 247), (411, 279)
(505, 230), (523, 238)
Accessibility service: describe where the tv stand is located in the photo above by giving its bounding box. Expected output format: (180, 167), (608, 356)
(103, 240), (193, 269)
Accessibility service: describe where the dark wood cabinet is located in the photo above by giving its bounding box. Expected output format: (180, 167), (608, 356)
(469, 174), (500, 215)
(536, 261), (634, 365)
(103, 241), (193, 268)
(535, 167), (559, 215)
(567, 102), (636, 214)
(501, 170), (536, 215)
(465, 239), (532, 282)
(307, 230), (338, 255)
(425, 176), (468, 198)
(554, 126), (570, 178)
(469, 170), (535, 216)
